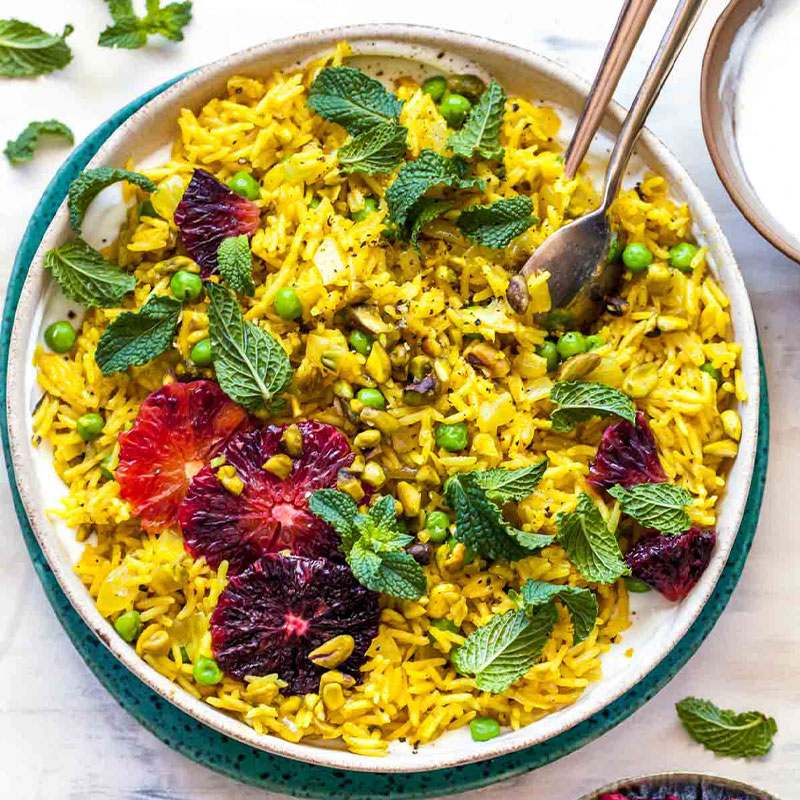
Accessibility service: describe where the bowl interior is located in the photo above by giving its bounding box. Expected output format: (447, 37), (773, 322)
(5, 24), (760, 772)
(578, 771), (780, 800)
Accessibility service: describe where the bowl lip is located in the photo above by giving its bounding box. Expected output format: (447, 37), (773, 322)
(700, 0), (800, 264)
(575, 771), (781, 800)
(4, 21), (760, 773)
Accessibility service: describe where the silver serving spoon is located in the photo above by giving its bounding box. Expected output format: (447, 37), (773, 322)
(507, 0), (708, 326)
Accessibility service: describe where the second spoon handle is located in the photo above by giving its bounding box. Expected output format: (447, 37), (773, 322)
(564, 0), (657, 180)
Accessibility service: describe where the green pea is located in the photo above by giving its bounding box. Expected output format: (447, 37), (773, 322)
(435, 421), (468, 452)
(44, 320), (76, 353)
(348, 329), (373, 356)
(439, 93), (472, 128)
(351, 197), (378, 222)
(622, 242), (654, 274)
(536, 340), (560, 371)
(700, 361), (722, 384)
(170, 270), (203, 303)
(357, 387), (386, 409)
(426, 510), (451, 543)
(139, 199), (158, 218)
(669, 242), (699, 273)
(114, 610), (141, 642)
(585, 334), (605, 351)
(274, 287), (302, 320)
(421, 75), (448, 103)
(625, 577), (652, 594)
(76, 413), (104, 442)
(100, 455), (115, 480)
(470, 717), (501, 742)
(193, 656), (223, 686)
(606, 233), (624, 264)
(227, 170), (261, 201)
(429, 618), (460, 635)
(447, 74), (487, 101)
(556, 331), (587, 359)
(309, 195), (322, 209)
(190, 338), (213, 367)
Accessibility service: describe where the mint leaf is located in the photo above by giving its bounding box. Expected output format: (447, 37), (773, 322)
(206, 282), (292, 411)
(4, 119), (73, 164)
(457, 196), (538, 249)
(408, 198), (453, 249)
(451, 604), (558, 693)
(385, 149), (484, 232)
(337, 122), (407, 175)
(608, 482), (692, 535)
(444, 472), (554, 561)
(44, 239), (136, 308)
(68, 167), (157, 232)
(556, 493), (630, 584)
(0, 19), (73, 77)
(676, 697), (778, 758)
(520, 580), (598, 644)
(308, 489), (359, 545)
(359, 495), (413, 551)
(143, 0), (192, 41)
(99, 0), (192, 48)
(95, 294), (181, 375)
(550, 380), (636, 432)
(473, 461), (548, 504)
(447, 79), (506, 161)
(356, 549), (427, 600)
(217, 235), (254, 296)
(308, 66), (403, 136)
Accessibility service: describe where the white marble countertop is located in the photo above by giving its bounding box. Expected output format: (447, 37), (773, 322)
(1, 0), (798, 797)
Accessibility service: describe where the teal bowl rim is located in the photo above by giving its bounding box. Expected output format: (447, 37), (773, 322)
(0, 74), (769, 799)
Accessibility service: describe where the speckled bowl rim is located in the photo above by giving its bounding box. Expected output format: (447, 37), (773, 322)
(4, 23), (760, 773)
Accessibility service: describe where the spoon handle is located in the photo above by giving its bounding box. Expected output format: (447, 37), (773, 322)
(564, 0), (657, 180)
(601, 0), (709, 207)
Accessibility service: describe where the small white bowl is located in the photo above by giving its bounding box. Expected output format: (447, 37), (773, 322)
(5, 24), (760, 773)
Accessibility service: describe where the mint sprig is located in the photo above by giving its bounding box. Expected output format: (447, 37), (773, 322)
(408, 198), (453, 249)
(519, 579), (598, 644)
(556, 493), (630, 584)
(549, 380), (636, 432)
(68, 167), (157, 232)
(676, 697), (778, 758)
(457, 196), (538, 249)
(309, 491), (426, 600)
(337, 122), (408, 175)
(472, 460), (547, 504)
(206, 282), (292, 412)
(4, 120), (73, 164)
(609, 482), (692, 535)
(447, 79), (506, 161)
(99, 0), (192, 49)
(0, 19), (73, 77)
(95, 294), (181, 375)
(217, 235), (254, 297)
(44, 239), (136, 308)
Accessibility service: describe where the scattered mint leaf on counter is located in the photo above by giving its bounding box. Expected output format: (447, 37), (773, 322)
(95, 294), (182, 375)
(0, 19), (73, 77)
(308, 66), (403, 136)
(457, 196), (538, 248)
(451, 603), (558, 693)
(44, 239), (136, 307)
(676, 697), (778, 758)
(556, 493), (630, 584)
(99, 0), (192, 49)
(472, 461), (548, 504)
(408, 198), (453, 249)
(4, 119), (73, 164)
(217, 234), (254, 296)
(309, 492), (425, 600)
(608, 482), (693, 535)
(447, 79), (506, 161)
(549, 380), (636, 432)
(519, 580), (598, 644)
(206, 282), (292, 412)
(337, 122), (408, 175)
(68, 167), (156, 232)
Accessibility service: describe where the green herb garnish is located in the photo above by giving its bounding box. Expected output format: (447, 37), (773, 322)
(68, 167), (157, 232)
(549, 380), (636, 432)
(217, 234), (254, 297)
(518, 579), (598, 644)
(447, 79), (506, 161)
(408, 198), (453, 249)
(676, 697), (778, 758)
(556, 492), (630, 584)
(95, 294), (181, 374)
(4, 120), (73, 164)
(44, 239), (136, 307)
(0, 19), (73, 77)
(609, 482), (692, 535)
(309, 492), (426, 600)
(457, 196), (538, 248)
(337, 122), (408, 175)
(99, 0), (192, 49)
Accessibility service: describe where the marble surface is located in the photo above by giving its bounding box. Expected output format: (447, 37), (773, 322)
(1, 0), (798, 798)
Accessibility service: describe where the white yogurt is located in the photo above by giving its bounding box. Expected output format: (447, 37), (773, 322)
(735, 0), (800, 237)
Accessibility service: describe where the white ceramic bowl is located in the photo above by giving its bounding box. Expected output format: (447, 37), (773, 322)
(5, 24), (760, 772)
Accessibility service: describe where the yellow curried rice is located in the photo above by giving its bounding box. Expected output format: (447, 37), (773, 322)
(32, 42), (745, 757)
